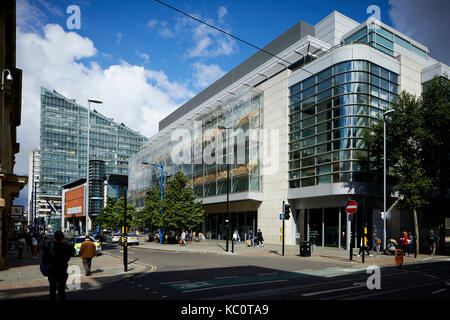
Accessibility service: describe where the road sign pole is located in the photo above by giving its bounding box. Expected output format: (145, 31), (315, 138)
(123, 189), (128, 272)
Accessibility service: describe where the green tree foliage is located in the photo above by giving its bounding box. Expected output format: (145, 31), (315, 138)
(94, 196), (136, 231)
(363, 77), (449, 253)
(142, 171), (205, 233)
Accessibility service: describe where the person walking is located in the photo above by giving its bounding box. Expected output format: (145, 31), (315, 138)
(372, 233), (381, 256)
(181, 229), (186, 246)
(357, 237), (372, 257)
(31, 234), (38, 260)
(17, 234), (26, 259)
(248, 229), (255, 247)
(256, 229), (264, 247)
(41, 231), (75, 300)
(400, 231), (409, 255)
(427, 229), (438, 256)
(77, 235), (97, 276)
(407, 232), (414, 256)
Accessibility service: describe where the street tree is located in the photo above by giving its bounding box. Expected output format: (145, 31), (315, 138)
(142, 171), (205, 235)
(363, 78), (450, 253)
(94, 196), (136, 232)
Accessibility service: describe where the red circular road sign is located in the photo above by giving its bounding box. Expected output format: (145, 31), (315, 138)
(346, 200), (358, 214)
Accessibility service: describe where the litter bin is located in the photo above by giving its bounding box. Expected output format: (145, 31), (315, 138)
(300, 241), (311, 257)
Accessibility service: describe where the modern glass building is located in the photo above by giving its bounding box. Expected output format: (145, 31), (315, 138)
(38, 87), (148, 232)
(129, 11), (449, 246)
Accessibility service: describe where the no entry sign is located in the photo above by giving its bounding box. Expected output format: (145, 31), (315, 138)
(346, 200), (358, 214)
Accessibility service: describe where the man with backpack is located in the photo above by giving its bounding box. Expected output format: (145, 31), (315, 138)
(41, 231), (75, 300)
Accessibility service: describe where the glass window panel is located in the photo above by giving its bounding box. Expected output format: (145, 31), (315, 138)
(302, 96), (315, 108)
(353, 127), (365, 138)
(290, 83), (301, 95)
(316, 121), (331, 134)
(290, 150), (300, 160)
(290, 122), (301, 132)
(317, 89), (332, 102)
(290, 131), (301, 141)
(356, 93), (369, 104)
(318, 174), (331, 185)
(353, 139), (366, 149)
(317, 152), (332, 164)
(334, 72), (351, 85)
(318, 164), (331, 175)
(352, 61), (369, 71)
(412, 45), (428, 58)
(353, 150), (368, 160)
(317, 67), (332, 81)
(302, 76), (316, 89)
(302, 137), (315, 148)
(371, 64), (380, 76)
(379, 89), (389, 101)
(378, 27), (394, 41)
(390, 73), (398, 84)
(302, 116), (315, 128)
(333, 138), (351, 150)
(290, 93), (301, 104)
(301, 147), (315, 158)
(290, 102), (301, 114)
(344, 27), (367, 43)
(334, 61), (352, 74)
(317, 80), (331, 92)
(371, 75), (379, 87)
(354, 116), (369, 127)
(389, 83), (398, 93)
(375, 43), (393, 56)
(301, 177), (315, 187)
(380, 68), (390, 80)
(289, 180), (300, 188)
(301, 105), (315, 118)
(317, 110), (331, 122)
(301, 156), (315, 167)
(301, 127), (315, 138)
(290, 112), (301, 122)
(316, 99), (332, 112)
(302, 86), (316, 99)
(316, 132), (331, 144)
(316, 143), (331, 154)
(290, 170), (300, 179)
(376, 34), (394, 50)
(395, 35), (411, 50)
(301, 167), (315, 177)
(371, 97), (379, 108)
(380, 79), (389, 91)
(289, 160), (300, 170)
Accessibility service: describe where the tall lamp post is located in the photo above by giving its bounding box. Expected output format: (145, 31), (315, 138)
(218, 125), (232, 252)
(86, 99), (103, 235)
(383, 109), (395, 250)
(142, 162), (164, 244)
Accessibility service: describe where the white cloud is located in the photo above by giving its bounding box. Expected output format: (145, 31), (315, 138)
(15, 23), (195, 184)
(136, 50), (150, 64)
(146, 18), (158, 28)
(192, 62), (226, 89)
(217, 6), (228, 23)
(116, 32), (123, 45)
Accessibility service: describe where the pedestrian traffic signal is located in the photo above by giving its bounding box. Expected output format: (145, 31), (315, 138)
(284, 204), (291, 220)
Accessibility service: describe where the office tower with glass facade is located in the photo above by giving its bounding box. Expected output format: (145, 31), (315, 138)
(129, 11), (448, 246)
(39, 87), (148, 232)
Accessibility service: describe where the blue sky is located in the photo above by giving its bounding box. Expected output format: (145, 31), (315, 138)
(27, 0), (394, 82)
(13, 0), (449, 207)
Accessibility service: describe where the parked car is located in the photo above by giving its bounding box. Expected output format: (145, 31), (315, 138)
(120, 233), (139, 246)
(72, 236), (102, 256)
(108, 233), (121, 243)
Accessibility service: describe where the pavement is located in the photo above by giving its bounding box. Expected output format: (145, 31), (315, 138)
(1, 236), (448, 300)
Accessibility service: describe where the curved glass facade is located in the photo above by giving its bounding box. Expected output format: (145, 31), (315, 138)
(128, 88), (262, 208)
(288, 60), (398, 188)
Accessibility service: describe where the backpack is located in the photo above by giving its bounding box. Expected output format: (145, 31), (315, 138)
(40, 242), (55, 277)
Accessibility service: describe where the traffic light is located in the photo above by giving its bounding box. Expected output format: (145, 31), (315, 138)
(284, 204), (291, 220)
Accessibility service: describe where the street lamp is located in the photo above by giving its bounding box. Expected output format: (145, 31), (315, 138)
(383, 109), (395, 251)
(142, 162), (164, 244)
(86, 98), (103, 235)
(0, 69), (13, 91)
(218, 125), (232, 252)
